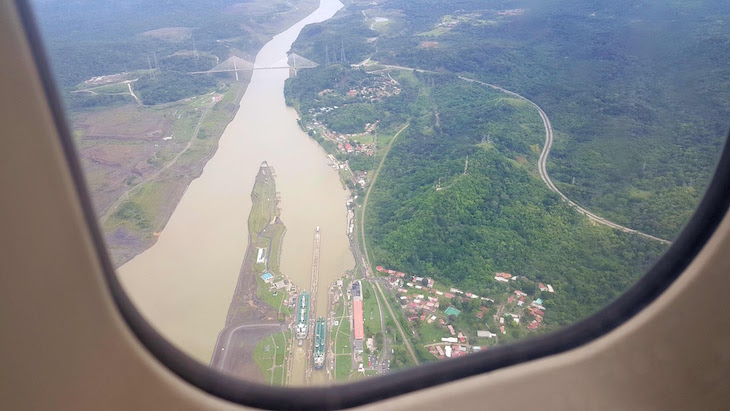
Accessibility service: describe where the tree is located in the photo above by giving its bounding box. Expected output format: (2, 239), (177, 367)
(421, 277), (429, 287)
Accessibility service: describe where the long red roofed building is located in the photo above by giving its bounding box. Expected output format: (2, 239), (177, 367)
(353, 300), (364, 340)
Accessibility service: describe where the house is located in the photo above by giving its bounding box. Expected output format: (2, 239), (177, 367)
(442, 337), (458, 343)
(547, 284), (554, 293)
(508, 295), (515, 303)
(444, 292), (455, 298)
(495, 272), (512, 279)
(376, 266), (384, 272)
(500, 326), (506, 334)
(458, 332), (466, 343)
(477, 330), (494, 338)
(448, 325), (456, 335)
(436, 345), (445, 357)
(494, 276), (509, 283)
(539, 283), (548, 292)
(475, 311), (484, 319)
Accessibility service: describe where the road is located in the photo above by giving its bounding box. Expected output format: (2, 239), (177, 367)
(459, 76), (671, 244)
(357, 123), (419, 365)
(372, 64), (670, 244)
(212, 323), (283, 371)
(126, 81), (142, 105)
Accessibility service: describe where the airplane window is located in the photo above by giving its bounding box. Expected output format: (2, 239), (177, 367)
(26, 0), (729, 402)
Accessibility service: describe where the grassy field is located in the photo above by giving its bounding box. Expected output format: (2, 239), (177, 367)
(361, 281), (382, 342)
(252, 330), (289, 386)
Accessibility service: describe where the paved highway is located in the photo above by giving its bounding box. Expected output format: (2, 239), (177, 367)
(459, 76), (671, 244)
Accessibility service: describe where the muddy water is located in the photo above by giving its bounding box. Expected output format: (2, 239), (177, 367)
(118, 0), (351, 366)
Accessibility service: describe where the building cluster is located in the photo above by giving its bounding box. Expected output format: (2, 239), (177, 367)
(343, 75), (401, 103)
(337, 140), (374, 156)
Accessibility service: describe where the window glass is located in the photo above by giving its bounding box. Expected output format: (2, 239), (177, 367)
(32, 0), (728, 386)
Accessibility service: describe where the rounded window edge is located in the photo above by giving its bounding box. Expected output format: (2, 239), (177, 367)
(14, 0), (730, 409)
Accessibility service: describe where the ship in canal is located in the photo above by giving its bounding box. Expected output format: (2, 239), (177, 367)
(296, 291), (310, 344)
(313, 317), (326, 369)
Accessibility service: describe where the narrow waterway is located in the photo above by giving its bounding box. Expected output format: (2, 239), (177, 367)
(118, 0), (352, 366)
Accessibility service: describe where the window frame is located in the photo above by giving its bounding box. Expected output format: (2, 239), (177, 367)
(15, 0), (730, 409)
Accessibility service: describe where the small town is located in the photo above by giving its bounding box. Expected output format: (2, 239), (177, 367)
(376, 265), (556, 360)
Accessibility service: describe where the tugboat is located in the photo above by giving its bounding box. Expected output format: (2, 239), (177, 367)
(296, 291), (310, 345)
(313, 317), (326, 369)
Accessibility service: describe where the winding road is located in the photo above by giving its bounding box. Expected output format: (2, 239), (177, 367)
(459, 76), (671, 244)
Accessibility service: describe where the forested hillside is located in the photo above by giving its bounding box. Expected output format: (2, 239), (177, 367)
(363, 74), (666, 325)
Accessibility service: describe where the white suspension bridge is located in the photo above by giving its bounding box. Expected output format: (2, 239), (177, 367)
(187, 53), (318, 80)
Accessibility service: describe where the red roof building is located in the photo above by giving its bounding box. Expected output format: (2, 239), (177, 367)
(508, 295), (515, 303)
(353, 300), (364, 340)
(376, 266), (384, 272)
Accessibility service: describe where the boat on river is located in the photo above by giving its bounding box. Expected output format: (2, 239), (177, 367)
(313, 317), (326, 369)
(296, 291), (310, 342)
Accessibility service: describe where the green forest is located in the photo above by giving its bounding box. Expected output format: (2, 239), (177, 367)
(289, 0), (730, 241)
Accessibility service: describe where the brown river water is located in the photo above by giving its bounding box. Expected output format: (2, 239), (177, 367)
(118, 0), (352, 366)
